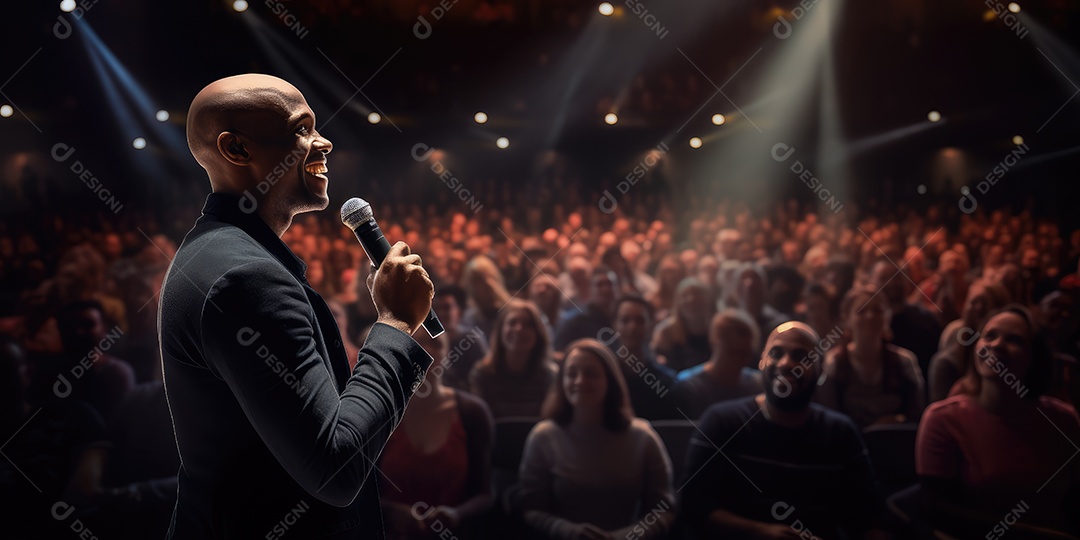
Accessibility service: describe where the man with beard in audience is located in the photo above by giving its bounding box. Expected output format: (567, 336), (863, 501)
(681, 322), (890, 540)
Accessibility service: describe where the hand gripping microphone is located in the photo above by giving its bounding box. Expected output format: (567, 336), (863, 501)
(341, 197), (444, 338)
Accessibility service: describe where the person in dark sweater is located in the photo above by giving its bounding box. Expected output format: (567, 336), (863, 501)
(681, 322), (890, 540)
(872, 260), (942, 380)
(554, 266), (620, 352)
(674, 309), (762, 419)
(599, 295), (678, 421)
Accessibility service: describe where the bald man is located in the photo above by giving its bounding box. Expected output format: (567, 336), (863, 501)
(159, 74), (434, 539)
(680, 322), (891, 540)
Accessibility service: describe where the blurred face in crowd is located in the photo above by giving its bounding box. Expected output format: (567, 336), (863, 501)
(696, 256), (718, 287)
(1021, 248), (1039, 270)
(528, 275), (560, 312)
(738, 268), (765, 309)
(759, 322), (820, 411)
(712, 314), (754, 366)
(678, 283), (712, 325)
(974, 312), (1032, 384)
(563, 347), (608, 410)
(679, 249), (699, 273)
(657, 258), (684, 289)
(567, 257), (591, 294)
(102, 233), (122, 259)
(61, 307), (108, 356)
(433, 294), (461, 330)
(614, 301), (652, 353)
(939, 251), (962, 277)
(963, 283), (993, 327)
(848, 290), (888, 342)
(591, 271), (618, 309)
(1038, 291), (1072, 333)
(781, 240), (801, 265)
(501, 306), (538, 356)
(469, 270), (499, 307)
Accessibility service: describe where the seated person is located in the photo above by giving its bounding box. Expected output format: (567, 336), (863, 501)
(554, 266), (619, 352)
(470, 299), (557, 419)
(681, 322), (889, 540)
(928, 279), (1009, 402)
(675, 310), (763, 419)
(517, 339), (675, 539)
(430, 285), (488, 392)
(600, 295), (678, 420)
(381, 330), (495, 539)
(817, 286), (925, 428)
(917, 306), (1080, 538)
(651, 277), (715, 373)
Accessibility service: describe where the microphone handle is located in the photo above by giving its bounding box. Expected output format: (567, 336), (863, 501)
(354, 219), (445, 338)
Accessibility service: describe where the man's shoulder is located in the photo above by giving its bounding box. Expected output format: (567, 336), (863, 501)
(165, 224), (290, 296)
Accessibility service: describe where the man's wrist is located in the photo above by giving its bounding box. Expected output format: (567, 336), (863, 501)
(376, 316), (413, 335)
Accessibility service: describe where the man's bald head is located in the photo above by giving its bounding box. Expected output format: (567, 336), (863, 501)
(184, 74), (333, 235)
(765, 321), (819, 350)
(187, 74), (306, 183)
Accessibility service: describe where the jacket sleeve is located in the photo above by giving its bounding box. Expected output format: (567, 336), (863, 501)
(199, 259), (431, 507)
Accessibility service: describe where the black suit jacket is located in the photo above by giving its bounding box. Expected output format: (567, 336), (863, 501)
(159, 193), (431, 539)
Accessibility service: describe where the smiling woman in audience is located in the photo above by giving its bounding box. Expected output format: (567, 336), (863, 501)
(917, 305), (1080, 538)
(517, 339), (675, 540)
(469, 299), (557, 419)
(816, 285), (926, 428)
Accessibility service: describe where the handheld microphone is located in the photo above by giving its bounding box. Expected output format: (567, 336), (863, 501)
(340, 197), (444, 338)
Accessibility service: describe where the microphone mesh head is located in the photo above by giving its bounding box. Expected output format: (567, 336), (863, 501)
(340, 197), (374, 230)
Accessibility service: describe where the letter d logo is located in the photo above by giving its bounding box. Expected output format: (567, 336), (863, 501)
(413, 15), (432, 39)
(239, 190), (258, 214)
(599, 189), (618, 214)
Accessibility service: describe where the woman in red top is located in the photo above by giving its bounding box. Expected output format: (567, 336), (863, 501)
(916, 305), (1080, 538)
(379, 330), (495, 540)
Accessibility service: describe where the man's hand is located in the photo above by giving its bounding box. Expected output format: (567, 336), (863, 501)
(368, 242), (434, 335)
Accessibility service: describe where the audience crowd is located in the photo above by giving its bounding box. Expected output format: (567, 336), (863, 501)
(2, 187), (1079, 539)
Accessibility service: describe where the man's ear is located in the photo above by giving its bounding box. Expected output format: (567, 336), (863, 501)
(217, 132), (250, 166)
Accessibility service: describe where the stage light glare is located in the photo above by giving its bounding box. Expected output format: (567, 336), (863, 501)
(232, 0), (249, 13)
(474, 111), (488, 124)
(1008, 2), (1020, 13)
(1012, 135), (1024, 145)
(927, 110), (941, 122)
(0, 105), (12, 118)
(711, 114), (726, 125)
(133, 137), (147, 150)
(917, 184), (927, 195)
(598, 2), (614, 16)
(604, 113), (618, 125)
(60, 0), (76, 13)
(689, 137), (702, 149)
(155, 110), (170, 122)
(496, 137), (510, 149)
(367, 112), (381, 124)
